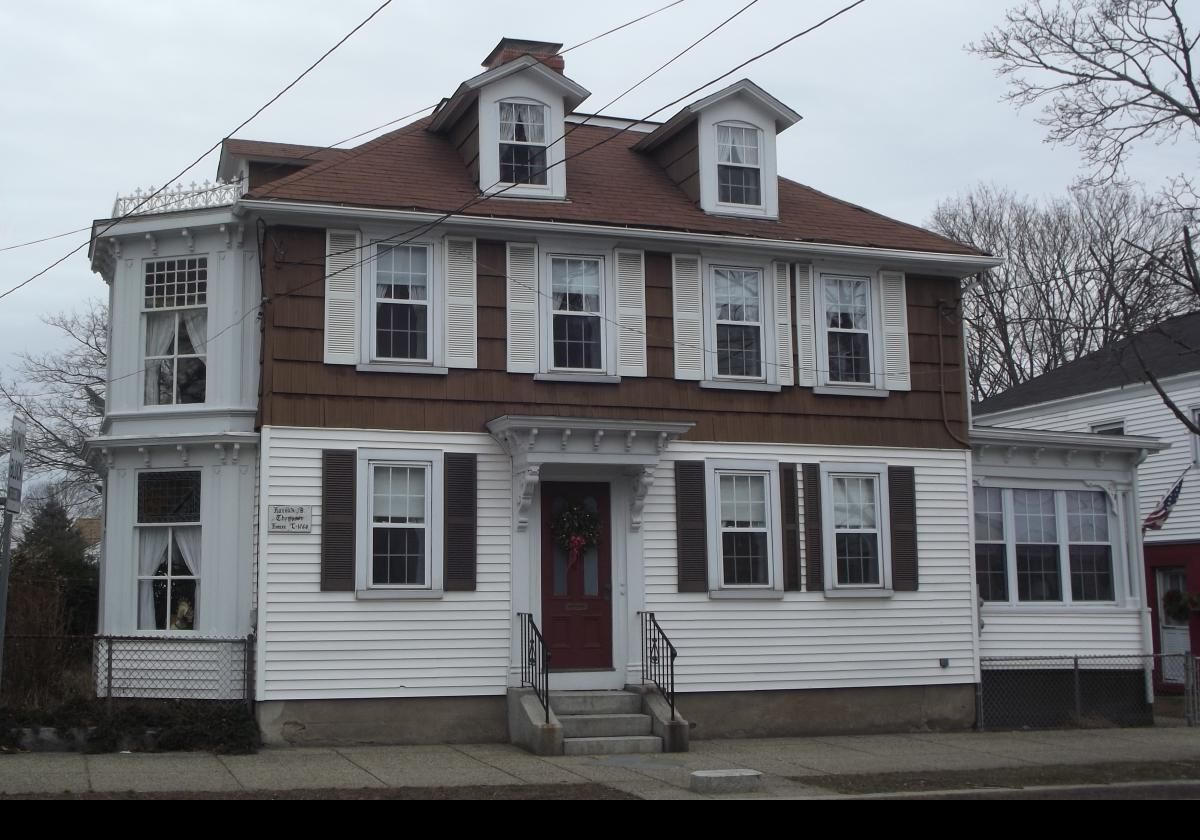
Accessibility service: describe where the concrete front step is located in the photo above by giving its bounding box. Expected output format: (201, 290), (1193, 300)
(550, 690), (642, 716)
(559, 713), (653, 739)
(563, 735), (663, 756)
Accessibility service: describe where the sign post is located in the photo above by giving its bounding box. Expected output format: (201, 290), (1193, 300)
(0, 416), (28, 688)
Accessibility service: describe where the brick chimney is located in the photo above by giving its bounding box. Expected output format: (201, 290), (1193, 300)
(482, 38), (565, 74)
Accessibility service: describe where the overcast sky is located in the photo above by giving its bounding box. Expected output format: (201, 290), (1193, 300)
(0, 0), (1193, 392)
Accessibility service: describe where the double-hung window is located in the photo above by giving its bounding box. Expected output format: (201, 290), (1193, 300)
(822, 274), (872, 385)
(819, 464), (892, 592)
(136, 471), (201, 631)
(830, 473), (884, 587)
(143, 257), (207, 406)
(974, 487), (1008, 601)
(705, 460), (781, 593)
(356, 449), (444, 594)
(972, 487), (1118, 605)
(716, 124), (762, 206)
(373, 243), (431, 363)
(713, 267), (764, 379)
(1065, 491), (1115, 602)
(718, 473), (771, 586)
(551, 256), (603, 371)
(499, 101), (548, 186)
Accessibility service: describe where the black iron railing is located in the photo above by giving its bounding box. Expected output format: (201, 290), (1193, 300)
(638, 611), (677, 720)
(517, 612), (550, 725)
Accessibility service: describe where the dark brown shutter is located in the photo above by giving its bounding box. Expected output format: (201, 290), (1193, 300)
(675, 461), (708, 593)
(321, 450), (356, 592)
(802, 463), (823, 592)
(780, 464), (801, 591)
(889, 466), (919, 592)
(444, 453), (478, 592)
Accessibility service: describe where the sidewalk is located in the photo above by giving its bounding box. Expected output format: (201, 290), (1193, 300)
(3, 725), (1199, 799)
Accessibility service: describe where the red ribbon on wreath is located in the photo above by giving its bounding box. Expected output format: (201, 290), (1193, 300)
(567, 534), (587, 569)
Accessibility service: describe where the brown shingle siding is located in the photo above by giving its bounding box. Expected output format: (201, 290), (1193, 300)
(258, 227), (968, 448)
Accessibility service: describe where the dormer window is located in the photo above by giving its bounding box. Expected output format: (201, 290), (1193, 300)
(499, 101), (548, 186)
(716, 124), (762, 207)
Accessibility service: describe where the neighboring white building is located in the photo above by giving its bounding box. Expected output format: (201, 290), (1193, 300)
(976, 313), (1200, 692)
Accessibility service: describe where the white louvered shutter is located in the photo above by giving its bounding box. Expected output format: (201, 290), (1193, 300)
(772, 261), (794, 386)
(444, 237), (477, 369)
(506, 242), (539, 373)
(793, 263), (817, 387)
(615, 249), (647, 378)
(324, 229), (361, 366)
(880, 270), (911, 391)
(672, 254), (704, 381)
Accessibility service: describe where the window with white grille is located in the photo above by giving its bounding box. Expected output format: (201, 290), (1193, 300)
(143, 258), (207, 406)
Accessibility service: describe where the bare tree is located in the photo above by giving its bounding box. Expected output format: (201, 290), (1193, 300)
(0, 301), (107, 513)
(972, 0), (1199, 190)
(930, 183), (1193, 402)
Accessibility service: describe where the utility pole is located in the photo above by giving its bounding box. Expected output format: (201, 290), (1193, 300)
(0, 416), (27, 688)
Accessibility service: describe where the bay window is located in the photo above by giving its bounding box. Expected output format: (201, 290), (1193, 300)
(972, 486), (1119, 605)
(136, 471), (201, 632)
(143, 257), (207, 406)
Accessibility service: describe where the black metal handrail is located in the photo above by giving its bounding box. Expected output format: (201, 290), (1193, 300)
(638, 611), (677, 720)
(517, 612), (550, 725)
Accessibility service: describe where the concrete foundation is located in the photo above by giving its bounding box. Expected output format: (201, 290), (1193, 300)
(682, 683), (977, 739)
(257, 696), (508, 747)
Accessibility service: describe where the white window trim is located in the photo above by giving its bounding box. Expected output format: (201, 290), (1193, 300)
(814, 268), (885, 391)
(701, 256), (778, 386)
(1191, 407), (1200, 464)
(696, 99), (779, 219)
(478, 77), (568, 201)
(134, 469), (203, 634)
(819, 462), (892, 595)
(359, 233), (443, 368)
(497, 98), (551, 192)
(355, 448), (445, 597)
(538, 244), (619, 377)
(974, 485), (1123, 608)
(714, 121), (764, 211)
(141, 254), (210, 408)
(704, 459), (783, 595)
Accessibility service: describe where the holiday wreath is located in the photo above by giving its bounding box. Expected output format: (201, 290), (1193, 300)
(552, 503), (601, 566)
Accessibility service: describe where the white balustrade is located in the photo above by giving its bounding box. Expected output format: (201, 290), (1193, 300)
(111, 177), (245, 218)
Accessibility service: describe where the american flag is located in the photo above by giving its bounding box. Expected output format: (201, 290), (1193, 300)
(1143, 471), (1187, 531)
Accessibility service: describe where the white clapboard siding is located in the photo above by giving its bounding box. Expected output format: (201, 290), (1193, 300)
(324, 229), (361, 365)
(643, 443), (978, 693)
(672, 254), (704, 380)
(793, 263), (817, 387)
(978, 374), (1200, 544)
(444, 237), (477, 368)
(615, 249), (648, 377)
(506, 242), (539, 373)
(259, 427), (512, 700)
(772, 261), (794, 386)
(978, 610), (1145, 659)
(880, 270), (911, 391)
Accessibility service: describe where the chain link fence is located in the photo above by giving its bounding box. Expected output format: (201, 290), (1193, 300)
(2, 634), (254, 710)
(978, 654), (1196, 731)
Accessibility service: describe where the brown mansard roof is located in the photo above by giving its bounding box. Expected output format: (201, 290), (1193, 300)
(238, 116), (983, 258)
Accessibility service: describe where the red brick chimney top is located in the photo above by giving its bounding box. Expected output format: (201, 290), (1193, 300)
(482, 38), (565, 74)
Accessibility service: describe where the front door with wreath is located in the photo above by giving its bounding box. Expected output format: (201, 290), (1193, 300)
(540, 482), (612, 670)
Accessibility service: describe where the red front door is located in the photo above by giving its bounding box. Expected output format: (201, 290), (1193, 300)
(540, 482), (613, 670)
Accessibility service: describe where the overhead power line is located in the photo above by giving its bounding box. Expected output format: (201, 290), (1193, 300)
(91, 1), (874, 392)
